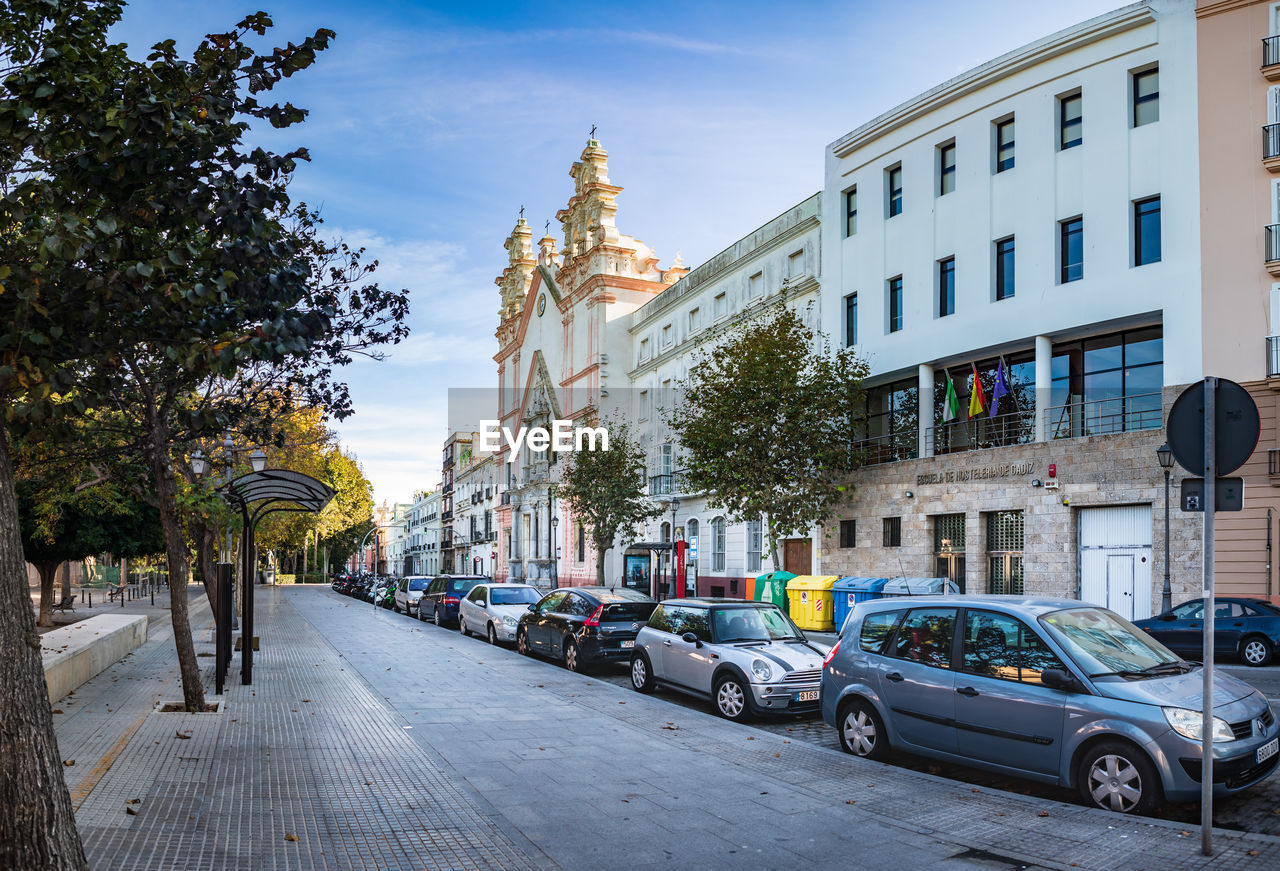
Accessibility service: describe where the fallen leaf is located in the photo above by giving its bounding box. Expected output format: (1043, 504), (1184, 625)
(1180, 831), (1191, 837)
(621, 799), (629, 803)
(302, 699), (311, 703)
(845, 800), (856, 805)
(971, 788), (979, 793)
(52, 709), (63, 714)
(126, 799), (140, 805)
(125, 807), (138, 816)
(1037, 811), (1049, 818)
(284, 833), (299, 842)
(747, 737), (755, 741)
(774, 753), (781, 758)
(175, 731), (191, 740)
(1247, 850), (1260, 857)
(63, 760), (74, 767)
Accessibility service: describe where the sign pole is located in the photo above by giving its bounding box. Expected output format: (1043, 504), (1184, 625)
(1201, 376), (1216, 857)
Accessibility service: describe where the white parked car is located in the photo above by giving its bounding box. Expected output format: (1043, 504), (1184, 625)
(459, 583), (544, 644)
(393, 576), (431, 615)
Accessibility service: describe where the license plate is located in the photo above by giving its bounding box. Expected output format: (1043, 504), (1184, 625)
(620, 640), (634, 649)
(795, 690), (820, 702)
(1259, 738), (1279, 766)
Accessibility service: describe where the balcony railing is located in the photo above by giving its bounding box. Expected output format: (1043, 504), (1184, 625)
(1268, 225), (1280, 266)
(851, 430), (918, 466)
(1045, 392), (1162, 440)
(1265, 124), (1280, 161)
(1270, 336), (1280, 378)
(649, 470), (689, 496)
(1270, 449), (1280, 477)
(924, 408), (1037, 457)
(500, 491), (511, 505)
(1264, 35), (1280, 69)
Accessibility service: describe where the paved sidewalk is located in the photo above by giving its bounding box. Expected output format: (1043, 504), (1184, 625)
(55, 587), (1280, 870)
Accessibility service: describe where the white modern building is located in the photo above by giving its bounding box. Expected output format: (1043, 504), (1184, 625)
(404, 488), (442, 576)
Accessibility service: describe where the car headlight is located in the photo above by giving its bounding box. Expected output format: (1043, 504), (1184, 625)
(502, 615), (518, 627)
(751, 659), (773, 682)
(1163, 707), (1236, 742)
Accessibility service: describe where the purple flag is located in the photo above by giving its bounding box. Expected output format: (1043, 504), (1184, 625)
(989, 359), (1011, 419)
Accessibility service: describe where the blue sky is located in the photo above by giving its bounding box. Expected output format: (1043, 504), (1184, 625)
(110, 0), (1122, 507)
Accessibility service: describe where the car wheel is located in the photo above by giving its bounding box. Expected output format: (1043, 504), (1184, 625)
(1077, 741), (1162, 815)
(487, 623), (498, 645)
(459, 616), (468, 636)
(838, 699), (889, 760)
(433, 607), (441, 627)
(392, 601), (401, 614)
(517, 627), (531, 656)
(714, 674), (751, 722)
(563, 639), (583, 672)
(630, 653), (655, 693)
(1240, 636), (1274, 667)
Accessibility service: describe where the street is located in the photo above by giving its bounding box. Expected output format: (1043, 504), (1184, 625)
(57, 585), (1280, 870)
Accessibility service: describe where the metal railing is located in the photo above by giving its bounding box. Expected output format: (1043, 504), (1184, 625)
(1266, 124), (1280, 160)
(500, 491), (511, 505)
(1270, 449), (1280, 476)
(1269, 336), (1280, 378)
(1045, 392), (1162, 440)
(850, 430), (917, 466)
(649, 470), (690, 496)
(1268, 225), (1280, 265)
(924, 408), (1037, 457)
(1264, 35), (1280, 68)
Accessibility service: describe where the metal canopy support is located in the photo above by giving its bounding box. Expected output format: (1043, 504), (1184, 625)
(219, 469), (335, 687)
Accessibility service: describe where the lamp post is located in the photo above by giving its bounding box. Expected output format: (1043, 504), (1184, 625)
(551, 514), (560, 588)
(1157, 442), (1174, 614)
(667, 497), (680, 597)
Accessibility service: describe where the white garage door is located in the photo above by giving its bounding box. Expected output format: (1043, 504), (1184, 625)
(1079, 506), (1153, 621)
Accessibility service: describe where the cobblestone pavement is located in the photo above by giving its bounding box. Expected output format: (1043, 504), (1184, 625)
(56, 586), (1280, 870)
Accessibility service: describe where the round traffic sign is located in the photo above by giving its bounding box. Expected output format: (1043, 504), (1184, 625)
(1166, 379), (1260, 476)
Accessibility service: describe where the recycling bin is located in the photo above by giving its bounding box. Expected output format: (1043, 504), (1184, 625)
(831, 577), (889, 629)
(751, 571), (795, 612)
(785, 575), (839, 631)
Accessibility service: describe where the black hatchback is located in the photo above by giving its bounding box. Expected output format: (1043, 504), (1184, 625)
(419, 575), (488, 626)
(516, 587), (657, 672)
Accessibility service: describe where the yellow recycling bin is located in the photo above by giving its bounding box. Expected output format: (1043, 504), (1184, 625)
(784, 575), (839, 631)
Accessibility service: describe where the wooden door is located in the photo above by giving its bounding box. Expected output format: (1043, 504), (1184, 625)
(783, 539), (812, 575)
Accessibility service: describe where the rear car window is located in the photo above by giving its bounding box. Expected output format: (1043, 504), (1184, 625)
(449, 579), (483, 595)
(886, 608), (957, 669)
(860, 610), (904, 653)
(603, 603), (657, 623)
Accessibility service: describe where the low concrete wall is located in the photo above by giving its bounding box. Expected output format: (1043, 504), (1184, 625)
(40, 613), (149, 703)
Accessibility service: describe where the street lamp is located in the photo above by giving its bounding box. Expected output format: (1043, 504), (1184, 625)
(1157, 442), (1174, 614)
(668, 497), (680, 597)
(551, 515), (560, 588)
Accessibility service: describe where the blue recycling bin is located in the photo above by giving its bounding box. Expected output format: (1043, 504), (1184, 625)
(831, 577), (889, 629)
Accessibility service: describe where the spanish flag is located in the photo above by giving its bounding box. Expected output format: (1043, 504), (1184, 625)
(968, 363), (986, 418)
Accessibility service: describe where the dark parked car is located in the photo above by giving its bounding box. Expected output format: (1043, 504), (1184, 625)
(1133, 598), (1280, 667)
(516, 587), (657, 672)
(419, 575), (488, 626)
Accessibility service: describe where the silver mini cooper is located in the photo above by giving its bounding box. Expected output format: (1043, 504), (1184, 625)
(630, 598), (826, 721)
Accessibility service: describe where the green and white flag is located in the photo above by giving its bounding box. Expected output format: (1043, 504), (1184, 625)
(943, 371), (960, 423)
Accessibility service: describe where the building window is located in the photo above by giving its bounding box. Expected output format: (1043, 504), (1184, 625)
(986, 511), (1024, 595)
(788, 250), (804, 279)
(934, 513), (966, 593)
(860, 377), (919, 463)
(883, 517), (902, 548)
(1133, 67), (1158, 127)
(839, 519), (856, 548)
(714, 292), (727, 319)
(746, 519), (763, 573)
(938, 257), (955, 317)
(887, 164), (903, 217)
(995, 237), (1015, 300)
(995, 118), (1015, 172)
(938, 142), (956, 195)
(661, 323), (672, 347)
(888, 275), (903, 333)
(1060, 92), (1082, 150)
(639, 338), (649, 360)
(1134, 196), (1161, 266)
(844, 292), (858, 347)
(576, 523), (585, 563)
(1060, 217), (1083, 283)
(1050, 327), (1163, 437)
(711, 517), (726, 572)
(688, 307), (699, 332)
(845, 187), (858, 236)
(748, 271), (763, 299)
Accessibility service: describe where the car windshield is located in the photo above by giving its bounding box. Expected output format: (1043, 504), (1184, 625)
(408, 579), (429, 591)
(1040, 607), (1182, 676)
(490, 587), (540, 606)
(713, 607), (804, 643)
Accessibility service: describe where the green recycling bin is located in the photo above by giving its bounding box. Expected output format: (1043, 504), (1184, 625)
(751, 570), (795, 612)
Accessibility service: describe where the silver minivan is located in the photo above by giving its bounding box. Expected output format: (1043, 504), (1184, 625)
(822, 596), (1279, 814)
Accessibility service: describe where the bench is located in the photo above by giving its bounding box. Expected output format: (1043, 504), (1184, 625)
(107, 584), (124, 603)
(52, 594), (76, 613)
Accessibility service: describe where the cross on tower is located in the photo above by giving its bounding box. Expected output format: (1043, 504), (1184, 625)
(518, 205), (525, 221)
(589, 124), (597, 139)
(544, 220), (550, 236)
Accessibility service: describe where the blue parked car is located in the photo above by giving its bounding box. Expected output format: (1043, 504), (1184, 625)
(1133, 598), (1280, 667)
(822, 596), (1279, 814)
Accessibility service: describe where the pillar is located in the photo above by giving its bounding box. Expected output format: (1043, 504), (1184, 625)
(1035, 335), (1052, 442)
(918, 364), (934, 458)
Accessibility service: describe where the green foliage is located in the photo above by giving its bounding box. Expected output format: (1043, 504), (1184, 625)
(668, 305), (869, 563)
(554, 419), (662, 583)
(17, 478), (163, 567)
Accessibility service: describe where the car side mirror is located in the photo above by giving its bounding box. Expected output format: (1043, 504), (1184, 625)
(527, 604), (536, 612)
(1041, 667), (1083, 693)
(681, 632), (702, 648)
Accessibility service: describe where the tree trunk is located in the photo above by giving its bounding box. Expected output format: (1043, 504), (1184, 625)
(0, 426), (89, 870)
(141, 403), (205, 712)
(301, 532), (308, 580)
(193, 522), (216, 608)
(767, 518), (781, 573)
(120, 555), (127, 591)
(35, 561), (58, 628)
(594, 539), (607, 586)
(322, 546), (328, 579)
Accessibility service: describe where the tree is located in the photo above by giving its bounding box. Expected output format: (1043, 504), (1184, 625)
(18, 476), (164, 626)
(555, 420), (662, 585)
(668, 305), (869, 568)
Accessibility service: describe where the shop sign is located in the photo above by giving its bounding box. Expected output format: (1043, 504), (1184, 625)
(916, 461), (1037, 487)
